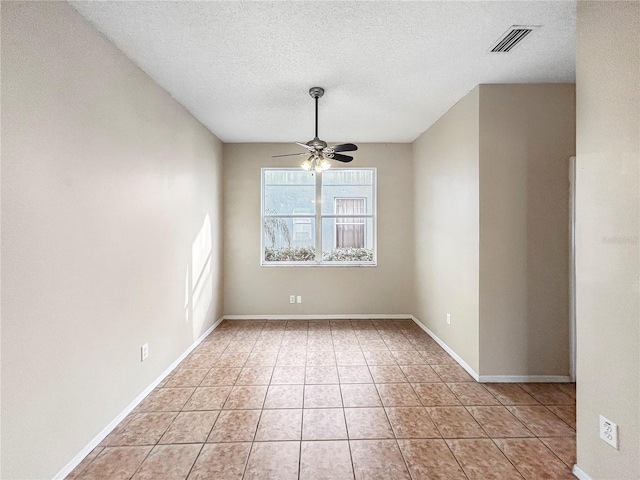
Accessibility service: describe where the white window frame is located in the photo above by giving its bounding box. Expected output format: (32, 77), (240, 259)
(261, 167), (377, 267)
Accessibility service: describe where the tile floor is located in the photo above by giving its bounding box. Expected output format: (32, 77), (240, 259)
(67, 319), (577, 480)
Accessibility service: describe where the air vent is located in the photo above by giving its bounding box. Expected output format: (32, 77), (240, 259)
(490, 25), (540, 53)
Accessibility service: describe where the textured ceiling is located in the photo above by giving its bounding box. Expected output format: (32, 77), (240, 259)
(70, 1), (575, 144)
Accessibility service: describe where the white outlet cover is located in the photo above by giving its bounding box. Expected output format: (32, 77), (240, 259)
(141, 343), (149, 362)
(599, 415), (618, 449)
(289, 295), (296, 304)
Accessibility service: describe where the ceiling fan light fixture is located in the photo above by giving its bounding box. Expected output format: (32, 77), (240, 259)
(320, 158), (331, 171)
(301, 158), (313, 171)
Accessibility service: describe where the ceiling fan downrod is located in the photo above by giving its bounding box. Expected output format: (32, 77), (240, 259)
(309, 87), (324, 140)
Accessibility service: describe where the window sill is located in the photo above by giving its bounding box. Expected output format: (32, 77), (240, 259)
(261, 262), (377, 268)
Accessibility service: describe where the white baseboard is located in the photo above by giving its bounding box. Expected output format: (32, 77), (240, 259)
(409, 315), (481, 382)
(478, 375), (573, 383)
(53, 316), (224, 480)
(409, 315), (572, 384)
(572, 465), (593, 480)
(223, 314), (414, 320)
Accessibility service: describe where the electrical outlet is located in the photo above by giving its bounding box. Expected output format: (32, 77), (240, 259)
(296, 295), (302, 304)
(289, 295), (296, 304)
(446, 313), (451, 325)
(599, 415), (618, 449)
(141, 343), (149, 362)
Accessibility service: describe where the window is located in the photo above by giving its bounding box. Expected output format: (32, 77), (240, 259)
(262, 168), (376, 265)
(335, 198), (365, 248)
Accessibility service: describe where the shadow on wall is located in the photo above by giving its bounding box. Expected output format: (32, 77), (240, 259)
(185, 215), (213, 340)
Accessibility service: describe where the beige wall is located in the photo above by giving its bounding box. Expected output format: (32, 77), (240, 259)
(412, 87), (480, 373)
(575, 2), (639, 478)
(1, 3), (224, 479)
(223, 143), (414, 316)
(412, 85), (574, 378)
(479, 84), (575, 376)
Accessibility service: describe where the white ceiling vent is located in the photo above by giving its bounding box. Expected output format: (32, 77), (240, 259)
(490, 25), (540, 53)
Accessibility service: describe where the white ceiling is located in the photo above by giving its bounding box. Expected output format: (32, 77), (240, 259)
(70, 1), (575, 144)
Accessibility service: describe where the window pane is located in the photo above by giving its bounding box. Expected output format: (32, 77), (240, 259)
(321, 169), (374, 215)
(264, 170), (315, 215)
(263, 216), (315, 262)
(321, 218), (374, 262)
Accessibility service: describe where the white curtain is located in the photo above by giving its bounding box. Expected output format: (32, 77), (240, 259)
(336, 198), (365, 248)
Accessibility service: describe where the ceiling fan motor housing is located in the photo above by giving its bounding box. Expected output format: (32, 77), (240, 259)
(307, 138), (327, 150)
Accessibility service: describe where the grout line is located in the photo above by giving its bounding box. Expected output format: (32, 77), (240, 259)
(183, 443), (206, 480)
(441, 437), (471, 479)
(394, 437), (416, 479)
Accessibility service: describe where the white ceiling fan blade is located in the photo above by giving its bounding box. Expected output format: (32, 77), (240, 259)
(271, 152), (308, 158)
(295, 141), (314, 151)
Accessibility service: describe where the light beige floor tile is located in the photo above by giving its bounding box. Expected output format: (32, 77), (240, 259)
(425, 407), (486, 439)
(484, 384), (538, 406)
(341, 383), (382, 407)
(344, 407), (393, 439)
(539, 436), (577, 468)
(183, 386), (232, 411)
(376, 383), (421, 406)
(506, 406), (575, 437)
(300, 441), (354, 480)
(547, 405), (576, 429)
(447, 439), (523, 479)
(263, 384), (304, 409)
(412, 383), (460, 406)
(200, 368), (242, 386)
(519, 383), (575, 405)
(159, 411), (219, 444)
(255, 409), (302, 441)
(494, 438), (575, 479)
(236, 367), (274, 385)
(244, 441), (300, 480)
(305, 366), (339, 384)
(466, 406), (533, 438)
(107, 412), (177, 446)
(304, 384), (343, 408)
(302, 408), (348, 440)
(369, 365), (408, 383)
(187, 442), (250, 480)
(271, 366), (306, 384)
(447, 383), (500, 406)
(136, 388), (195, 412)
(350, 440), (411, 480)
(223, 385), (267, 409)
(431, 365), (474, 382)
(131, 444), (201, 480)
(338, 365), (373, 384)
(397, 439), (466, 480)
(164, 369), (209, 388)
(207, 410), (261, 442)
(77, 446), (152, 480)
(400, 365), (441, 383)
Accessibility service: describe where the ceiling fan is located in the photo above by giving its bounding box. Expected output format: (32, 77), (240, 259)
(272, 87), (358, 172)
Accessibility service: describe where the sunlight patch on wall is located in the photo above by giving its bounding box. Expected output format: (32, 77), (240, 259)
(184, 215), (213, 340)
